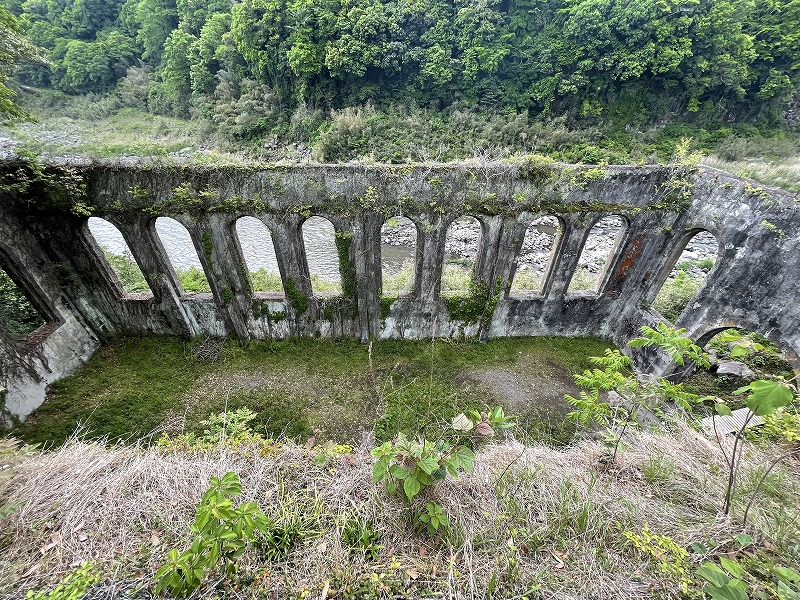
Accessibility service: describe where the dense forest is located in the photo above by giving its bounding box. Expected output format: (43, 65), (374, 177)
(1, 0), (799, 162)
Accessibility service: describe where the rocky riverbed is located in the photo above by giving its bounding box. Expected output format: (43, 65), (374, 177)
(382, 216), (718, 279)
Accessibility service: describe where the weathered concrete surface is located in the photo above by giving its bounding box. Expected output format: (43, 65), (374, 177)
(0, 159), (798, 419)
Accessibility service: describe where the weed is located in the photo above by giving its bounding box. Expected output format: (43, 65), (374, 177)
(155, 472), (268, 597)
(341, 518), (382, 559)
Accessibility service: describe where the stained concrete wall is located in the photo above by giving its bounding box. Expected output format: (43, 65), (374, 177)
(1, 159), (798, 420)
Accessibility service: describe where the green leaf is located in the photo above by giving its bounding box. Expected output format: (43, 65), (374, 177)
(715, 403), (733, 416)
(774, 567), (800, 583)
(720, 557), (745, 579)
(733, 533), (752, 549)
(372, 457), (390, 482)
(704, 585), (749, 600)
(745, 379), (794, 416)
(403, 475), (421, 502)
(697, 563), (730, 587)
(389, 464), (410, 480)
(418, 455), (440, 475)
(451, 446), (475, 472)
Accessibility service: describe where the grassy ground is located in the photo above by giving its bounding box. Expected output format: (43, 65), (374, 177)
(1, 424), (797, 599)
(703, 155), (800, 193)
(11, 336), (612, 449)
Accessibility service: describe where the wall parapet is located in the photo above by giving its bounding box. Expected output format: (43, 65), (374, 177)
(1, 158), (798, 419)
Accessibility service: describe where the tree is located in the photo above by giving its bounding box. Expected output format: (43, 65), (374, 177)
(0, 6), (47, 119)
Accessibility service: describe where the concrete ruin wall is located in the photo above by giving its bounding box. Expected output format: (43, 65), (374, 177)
(1, 158), (798, 421)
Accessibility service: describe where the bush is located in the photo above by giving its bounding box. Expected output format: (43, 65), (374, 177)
(652, 271), (703, 322)
(155, 472), (269, 597)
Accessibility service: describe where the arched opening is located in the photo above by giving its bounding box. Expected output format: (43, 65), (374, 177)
(87, 217), (152, 296)
(235, 217), (284, 294)
(652, 231), (719, 322)
(302, 216), (342, 295)
(442, 216), (482, 294)
(511, 215), (561, 295)
(568, 215), (626, 293)
(686, 326), (798, 409)
(381, 216), (417, 296)
(0, 265), (46, 338)
(154, 217), (211, 293)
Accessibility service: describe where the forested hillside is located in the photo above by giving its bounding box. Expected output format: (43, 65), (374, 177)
(2, 0), (799, 165)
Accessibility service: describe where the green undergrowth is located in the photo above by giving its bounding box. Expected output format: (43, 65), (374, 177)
(10, 336), (612, 448)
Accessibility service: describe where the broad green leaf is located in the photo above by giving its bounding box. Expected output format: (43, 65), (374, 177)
(715, 403), (733, 416)
(730, 345), (749, 359)
(720, 557), (745, 579)
(704, 585), (748, 600)
(775, 567), (800, 583)
(452, 446), (475, 472)
(418, 454), (440, 475)
(697, 563), (729, 587)
(389, 464), (410, 480)
(745, 379), (794, 416)
(372, 457), (390, 482)
(403, 475), (421, 502)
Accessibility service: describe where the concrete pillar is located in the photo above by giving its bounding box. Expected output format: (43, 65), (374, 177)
(120, 217), (198, 339)
(182, 216), (251, 342)
(543, 215), (592, 298)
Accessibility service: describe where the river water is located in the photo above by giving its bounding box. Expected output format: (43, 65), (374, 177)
(88, 216), (416, 282)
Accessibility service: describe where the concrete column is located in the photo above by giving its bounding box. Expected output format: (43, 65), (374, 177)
(543, 215), (592, 298)
(263, 214), (314, 329)
(182, 216), (251, 342)
(416, 214), (448, 302)
(351, 213), (384, 341)
(120, 217), (198, 339)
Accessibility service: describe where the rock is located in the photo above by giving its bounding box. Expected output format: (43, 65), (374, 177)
(716, 360), (755, 379)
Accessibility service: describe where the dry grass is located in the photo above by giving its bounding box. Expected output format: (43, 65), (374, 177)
(1, 424), (798, 599)
(702, 155), (800, 193)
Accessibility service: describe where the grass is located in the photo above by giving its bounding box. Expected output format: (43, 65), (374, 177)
(652, 271), (704, 322)
(10, 336), (613, 448)
(703, 155), (800, 193)
(1, 423), (797, 598)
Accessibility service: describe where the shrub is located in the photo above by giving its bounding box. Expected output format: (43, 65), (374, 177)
(26, 563), (100, 600)
(371, 407), (514, 533)
(155, 472), (269, 597)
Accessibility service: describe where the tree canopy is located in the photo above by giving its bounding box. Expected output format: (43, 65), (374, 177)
(3, 0), (799, 126)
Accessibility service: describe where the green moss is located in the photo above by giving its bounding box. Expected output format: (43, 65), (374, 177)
(251, 297), (271, 320)
(11, 336), (614, 448)
(222, 286), (233, 306)
(380, 297), (396, 320)
(334, 231), (357, 301)
(444, 274), (504, 328)
(284, 277), (309, 315)
(201, 231), (213, 264)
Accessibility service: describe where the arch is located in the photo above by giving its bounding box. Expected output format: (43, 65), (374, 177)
(511, 215), (561, 295)
(695, 326), (799, 380)
(0, 264), (46, 338)
(154, 217), (211, 294)
(650, 229), (720, 322)
(301, 216), (342, 295)
(381, 216), (418, 296)
(567, 215), (627, 293)
(442, 215), (482, 294)
(87, 217), (152, 296)
(235, 216), (284, 294)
